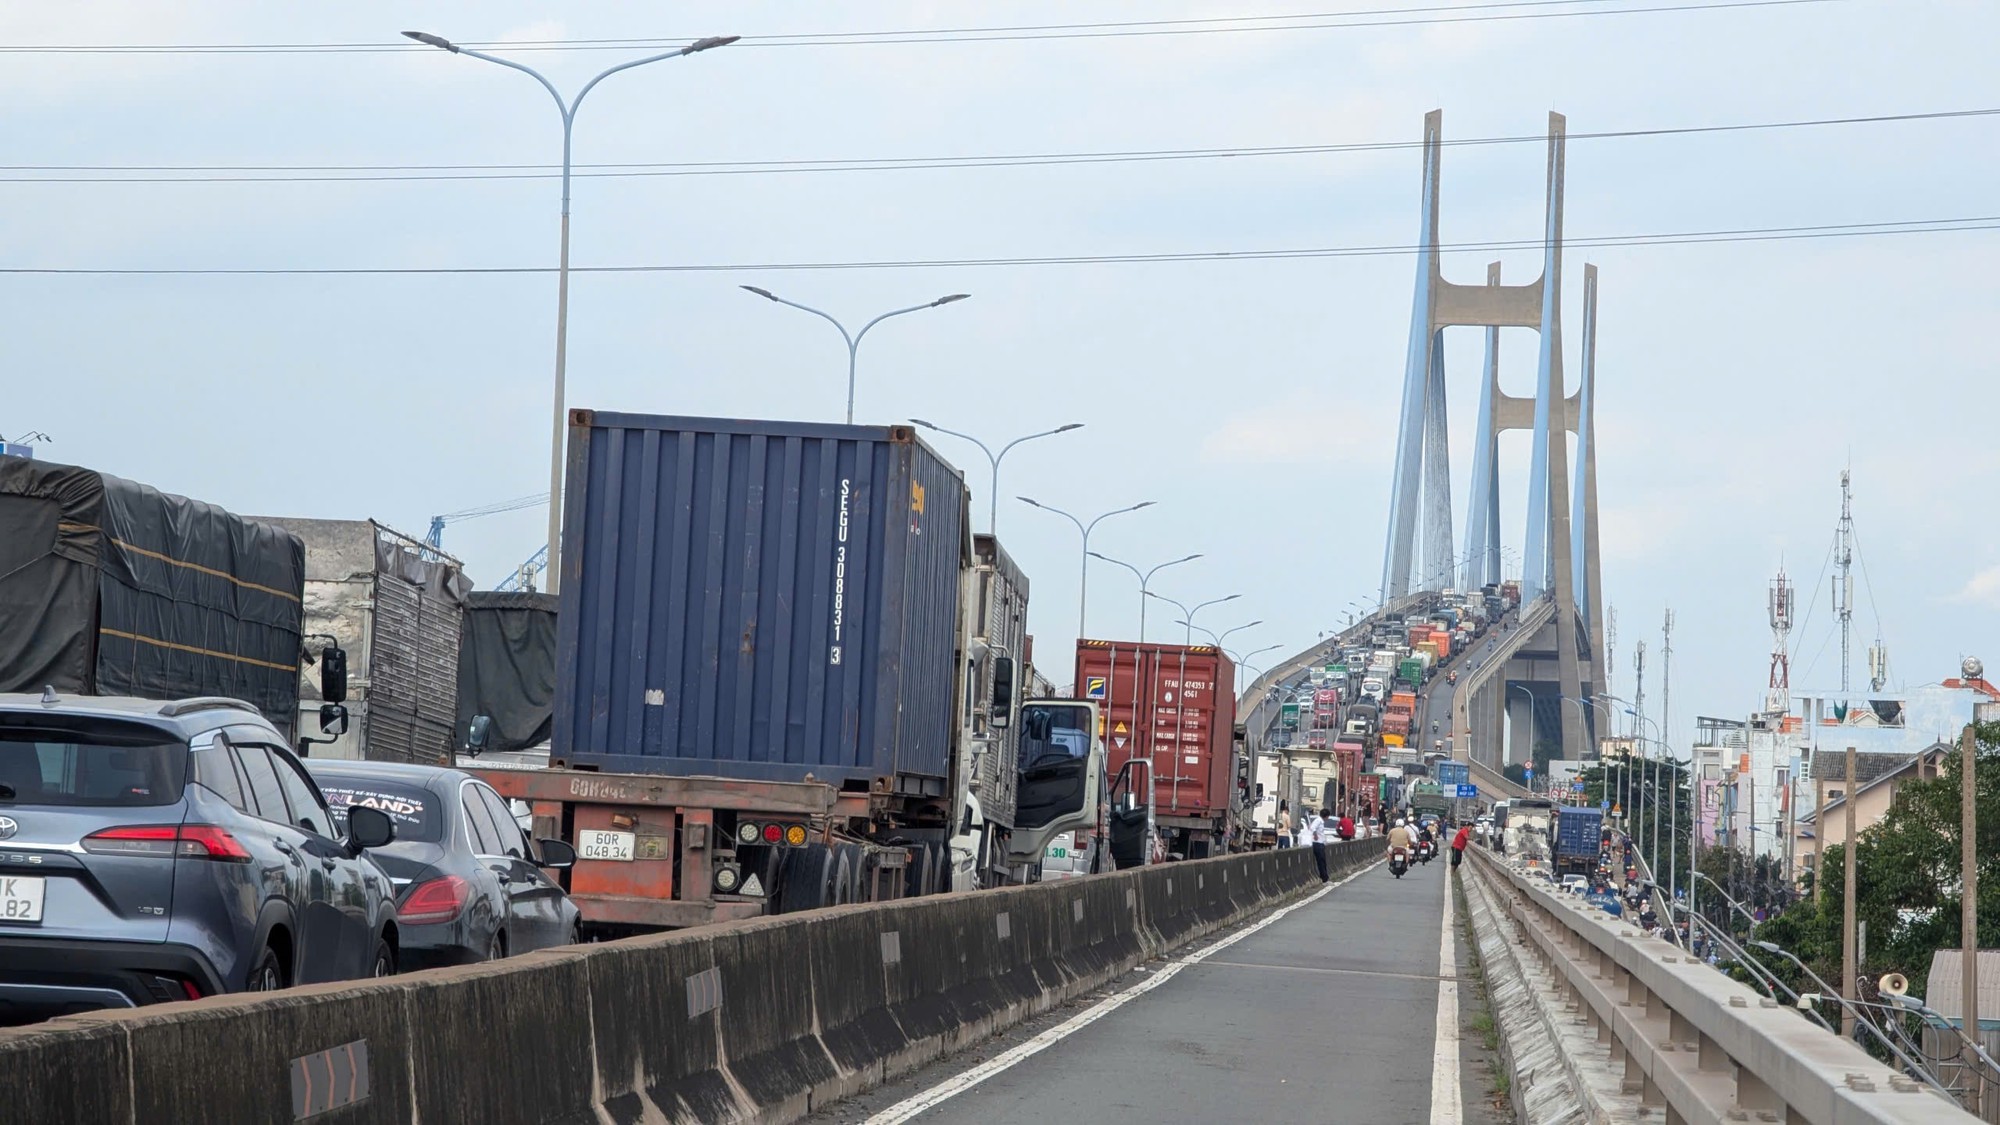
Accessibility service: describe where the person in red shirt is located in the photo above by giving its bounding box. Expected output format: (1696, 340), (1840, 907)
(1450, 823), (1472, 870)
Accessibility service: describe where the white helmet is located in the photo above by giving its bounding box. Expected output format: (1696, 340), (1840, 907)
(1396, 818), (1407, 827)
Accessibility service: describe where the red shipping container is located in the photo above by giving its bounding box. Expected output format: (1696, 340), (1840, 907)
(1075, 640), (1236, 821)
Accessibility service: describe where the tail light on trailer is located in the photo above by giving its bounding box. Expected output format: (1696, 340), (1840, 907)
(82, 824), (251, 862)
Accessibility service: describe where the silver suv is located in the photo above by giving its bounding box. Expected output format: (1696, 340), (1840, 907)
(0, 691), (401, 1022)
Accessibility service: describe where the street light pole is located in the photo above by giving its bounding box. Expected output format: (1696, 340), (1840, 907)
(1147, 592), (1240, 647)
(1089, 552), (1200, 643)
(910, 419), (1083, 535)
(1019, 498), (1155, 638)
(742, 289), (971, 424)
(404, 30), (738, 596)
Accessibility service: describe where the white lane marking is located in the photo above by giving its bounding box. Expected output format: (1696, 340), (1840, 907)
(1432, 870), (1462, 1125)
(864, 861), (1380, 1125)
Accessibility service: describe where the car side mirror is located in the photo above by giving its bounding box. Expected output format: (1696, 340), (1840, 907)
(345, 804), (396, 851)
(536, 838), (577, 869)
(319, 645), (348, 705)
(465, 714), (493, 756)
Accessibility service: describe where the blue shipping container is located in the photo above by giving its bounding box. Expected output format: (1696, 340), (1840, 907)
(1554, 806), (1604, 860)
(554, 411), (967, 790)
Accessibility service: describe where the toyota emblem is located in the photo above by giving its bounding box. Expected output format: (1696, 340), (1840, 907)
(0, 816), (16, 840)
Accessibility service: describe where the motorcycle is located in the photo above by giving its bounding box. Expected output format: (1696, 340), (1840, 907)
(1416, 839), (1437, 865)
(1389, 848), (1409, 879)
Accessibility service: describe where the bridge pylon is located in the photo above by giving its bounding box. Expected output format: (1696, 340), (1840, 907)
(1378, 110), (1603, 761)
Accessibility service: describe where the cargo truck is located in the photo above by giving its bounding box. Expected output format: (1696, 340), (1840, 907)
(259, 518), (471, 765)
(1553, 805), (1605, 879)
(468, 413), (1102, 934)
(1075, 639), (1237, 861)
(0, 455), (311, 742)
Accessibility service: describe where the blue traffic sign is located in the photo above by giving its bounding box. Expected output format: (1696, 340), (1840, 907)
(1601, 799), (1611, 810)
(1456, 784), (1478, 799)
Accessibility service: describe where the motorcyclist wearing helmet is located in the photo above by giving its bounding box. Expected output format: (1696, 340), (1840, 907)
(1387, 817), (1416, 861)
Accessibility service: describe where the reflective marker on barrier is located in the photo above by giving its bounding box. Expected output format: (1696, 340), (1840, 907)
(1072, 900), (1083, 922)
(996, 912), (1011, 940)
(290, 1039), (370, 1120)
(881, 931), (902, 965)
(686, 967), (723, 1018)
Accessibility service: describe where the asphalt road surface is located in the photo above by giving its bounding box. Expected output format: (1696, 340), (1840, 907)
(843, 857), (1481, 1125)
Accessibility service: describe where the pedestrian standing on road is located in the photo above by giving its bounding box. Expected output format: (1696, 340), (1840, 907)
(1276, 801), (1294, 849)
(1306, 808), (1332, 882)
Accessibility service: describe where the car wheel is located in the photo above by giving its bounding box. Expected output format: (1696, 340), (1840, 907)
(370, 938), (396, 978)
(487, 931), (506, 962)
(248, 946), (286, 992)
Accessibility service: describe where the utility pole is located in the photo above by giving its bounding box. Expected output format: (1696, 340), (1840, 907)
(1664, 607), (1677, 904)
(1843, 743), (1858, 1040)
(1962, 719), (1981, 1114)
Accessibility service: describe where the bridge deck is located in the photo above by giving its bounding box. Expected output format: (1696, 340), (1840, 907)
(838, 857), (1490, 1125)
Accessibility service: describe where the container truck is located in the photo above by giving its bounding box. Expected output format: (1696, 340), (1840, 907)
(467, 413), (1102, 933)
(1397, 657), (1424, 688)
(1075, 639), (1237, 861)
(259, 518), (471, 765)
(0, 454), (310, 741)
(1553, 805), (1605, 879)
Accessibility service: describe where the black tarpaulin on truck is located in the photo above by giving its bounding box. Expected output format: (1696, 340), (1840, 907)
(455, 591), (557, 753)
(0, 456), (305, 736)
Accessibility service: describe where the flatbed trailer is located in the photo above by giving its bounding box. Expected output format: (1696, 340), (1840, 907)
(475, 764), (916, 934)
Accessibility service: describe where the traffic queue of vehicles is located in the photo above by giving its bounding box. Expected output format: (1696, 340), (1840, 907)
(4, 407), (1247, 1019)
(1256, 584), (1515, 826)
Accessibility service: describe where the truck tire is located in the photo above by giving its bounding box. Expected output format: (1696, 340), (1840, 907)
(780, 843), (834, 913)
(908, 840), (936, 892)
(924, 842), (945, 896)
(831, 846), (858, 905)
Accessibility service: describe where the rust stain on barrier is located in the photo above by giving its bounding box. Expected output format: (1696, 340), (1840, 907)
(686, 967), (723, 1018)
(881, 931), (902, 965)
(291, 1038), (370, 1120)
(996, 912), (1011, 940)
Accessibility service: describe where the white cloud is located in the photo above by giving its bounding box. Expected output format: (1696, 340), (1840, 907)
(1200, 398), (1396, 466)
(1958, 567), (2000, 609)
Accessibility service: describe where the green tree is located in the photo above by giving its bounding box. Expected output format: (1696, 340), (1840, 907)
(1755, 721), (2000, 1006)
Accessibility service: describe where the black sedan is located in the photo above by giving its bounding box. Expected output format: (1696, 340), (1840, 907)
(306, 760), (580, 968)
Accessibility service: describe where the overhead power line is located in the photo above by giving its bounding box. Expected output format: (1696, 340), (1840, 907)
(0, 0), (1840, 54)
(3, 106), (1991, 185)
(3, 215), (1991, 277)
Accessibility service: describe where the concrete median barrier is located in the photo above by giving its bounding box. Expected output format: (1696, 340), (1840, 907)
(0, 842), (1360, 1125)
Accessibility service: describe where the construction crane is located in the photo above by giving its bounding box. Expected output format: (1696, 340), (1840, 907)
(424, 493), (546, 556)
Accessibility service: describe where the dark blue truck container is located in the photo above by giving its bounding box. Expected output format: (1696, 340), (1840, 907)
(552, 411), (967, 795)
(1553, 805), (1604, 876)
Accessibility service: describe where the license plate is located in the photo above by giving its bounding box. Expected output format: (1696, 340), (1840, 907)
(577, 830), (636, 862)
(0, 875), (45, 923)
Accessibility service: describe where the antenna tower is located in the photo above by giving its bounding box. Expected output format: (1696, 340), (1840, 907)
(1606, 605), (1618, 710)
(1662, 607), (1675, 748)
(1834, 471), (1855, 693)
(1767, 570), (1793, 715)
(1633, 639), (1647, 742)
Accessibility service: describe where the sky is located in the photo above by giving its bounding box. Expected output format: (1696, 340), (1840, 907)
(4, 1), (1997, 751)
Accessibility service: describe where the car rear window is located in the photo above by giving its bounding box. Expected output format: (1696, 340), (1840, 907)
(0, 720), (188, 807)
(316, 779), (443, 843)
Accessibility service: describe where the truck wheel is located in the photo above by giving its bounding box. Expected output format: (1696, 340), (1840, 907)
(831, 846), (857, 905)
(780, 844), (834, 913)
(906, 842), (936, 897)
(923, 842), (945, 896)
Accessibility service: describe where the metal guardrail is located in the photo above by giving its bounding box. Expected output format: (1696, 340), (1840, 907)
(1468, 846), (1974, 1123)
